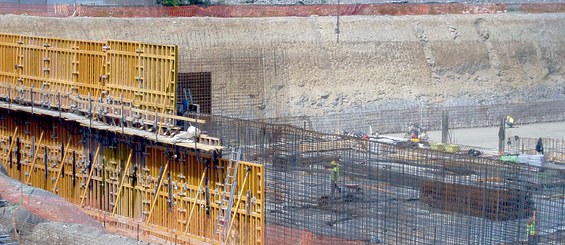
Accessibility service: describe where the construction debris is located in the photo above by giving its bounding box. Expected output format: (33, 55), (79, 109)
(172, 125), (201, 143)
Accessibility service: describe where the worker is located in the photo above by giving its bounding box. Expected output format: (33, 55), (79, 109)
(330, 157), (341, 195)
(505, 115), (515, 128)
(527, 209), (538, 245)
(536, 138), (544, 155)
(362, 134), (369, 151)
(406, 124), (420, 142)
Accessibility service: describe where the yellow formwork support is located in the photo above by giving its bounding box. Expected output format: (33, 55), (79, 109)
(0, 109), (264, 244)
(226, 168), (250, 244)
(184, 166), (207, 234)
(51, 137), (73, 193)
(24, 130), (44, 185)
(80, 145), (101, 207)
(145, 160), (169, 225)
(112, 149), (133, 216)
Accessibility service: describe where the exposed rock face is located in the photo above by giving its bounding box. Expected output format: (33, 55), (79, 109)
(0, 13), (564, 128)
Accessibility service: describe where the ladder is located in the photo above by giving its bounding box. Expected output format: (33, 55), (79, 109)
(213, 148), (241, 243)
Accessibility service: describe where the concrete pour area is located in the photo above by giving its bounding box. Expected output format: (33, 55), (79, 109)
(265, 159), (565, 244)
(410, 121), (565, 149)
(261, 124), (565, 244)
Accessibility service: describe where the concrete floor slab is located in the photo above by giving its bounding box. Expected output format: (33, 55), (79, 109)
(392, 121), (565, 149)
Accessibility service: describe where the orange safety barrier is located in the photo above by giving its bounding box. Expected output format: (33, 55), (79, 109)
(1, 3), (565, 18)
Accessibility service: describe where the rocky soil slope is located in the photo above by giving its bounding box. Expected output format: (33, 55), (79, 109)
(0, 12), (563, 127)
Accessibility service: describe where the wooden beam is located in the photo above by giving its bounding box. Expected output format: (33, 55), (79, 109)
(112, 149), (133, 215)
(25, 131), (44, 185)
(5, 84), (204, 124)
(145, 160), (169, 225)
(80, 145), (101, 207)
(131, 107), (205, 124)
(184, 166), (207, 234)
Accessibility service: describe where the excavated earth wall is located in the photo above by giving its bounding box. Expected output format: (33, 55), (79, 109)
(0, 12), (564, 132)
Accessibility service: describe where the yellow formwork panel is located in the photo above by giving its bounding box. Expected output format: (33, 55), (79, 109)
(0, 112), (85, 201)
(19, 36), (49, 79)
(0, 33), (19, 43)
(0, 109), (264, 244)
(0, 33), (177, 113)
(139, 42), (177, 113)
(105, 40), (177, 113)
(104, 40), (137, 103)
(139, 147), (264, 244)
(0, 34), (19, 77)
(73, 40), (107, 98)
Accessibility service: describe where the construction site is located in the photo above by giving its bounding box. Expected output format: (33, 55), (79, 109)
(1, 1), (565, 244)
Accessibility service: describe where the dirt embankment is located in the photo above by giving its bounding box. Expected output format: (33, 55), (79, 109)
(0, 13), (564, 119)
(0, 167), (143, 245)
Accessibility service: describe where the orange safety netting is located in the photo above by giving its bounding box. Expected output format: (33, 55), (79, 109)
(0, 3), (564, 18)
(0, 175), (101, 228)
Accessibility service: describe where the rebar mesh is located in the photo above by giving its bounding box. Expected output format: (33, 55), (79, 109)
(177, 72), (212, 114)
(179, 48), (267, 121)
(260, 101), (565, 134)
(200, 114), (565, 244)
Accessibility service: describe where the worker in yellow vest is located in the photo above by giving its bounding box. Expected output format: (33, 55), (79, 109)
(505, 115), (516, 128)
(330, 157), (341, 195)
(527, 209), (538, 245)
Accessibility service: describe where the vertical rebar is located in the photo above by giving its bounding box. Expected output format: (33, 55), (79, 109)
(441, 110), (449, 144)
